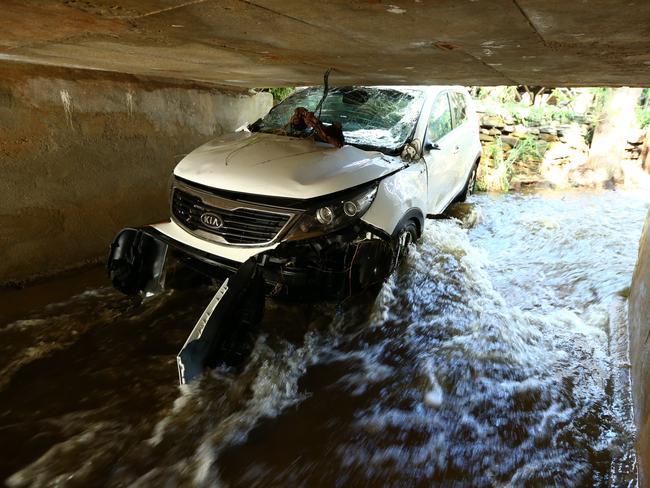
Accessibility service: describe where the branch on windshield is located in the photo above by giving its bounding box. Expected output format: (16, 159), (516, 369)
(287, 107), (345, 148)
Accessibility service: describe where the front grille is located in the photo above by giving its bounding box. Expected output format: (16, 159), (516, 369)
(172, 188), (292, 245)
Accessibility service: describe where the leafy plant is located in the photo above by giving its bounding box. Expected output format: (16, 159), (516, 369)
(636, 107), (650, 129)
(507, 137), (541, 164)
(476, 137), (540, 193)
(525, 105), (576, 125)
(263, 87), (295, 103)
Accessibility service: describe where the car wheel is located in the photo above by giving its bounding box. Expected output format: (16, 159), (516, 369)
(454, 162), (478, 203)
(393, 220), (418, 268)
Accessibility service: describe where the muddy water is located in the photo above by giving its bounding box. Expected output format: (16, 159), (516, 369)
(1, 190), (648, 487)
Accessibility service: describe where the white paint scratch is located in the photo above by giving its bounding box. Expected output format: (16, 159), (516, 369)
(60, 89), (74, 129)
(387, 5), (406, 14)
(126, 92), (135, 117)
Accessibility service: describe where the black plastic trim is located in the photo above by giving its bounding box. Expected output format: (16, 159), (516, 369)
(392, 208), (425, 238)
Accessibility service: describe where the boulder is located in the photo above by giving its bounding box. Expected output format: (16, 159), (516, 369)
(628, 128), (646, 145)
(536, 140), (549, 156)
(481, 115), (505, 129)
(480, 133), (495, 143)
(511, 124), (528, 138)
(501, 135), (520, 148)
(539, 126), (558, 136)
(540, 133), (559, 142)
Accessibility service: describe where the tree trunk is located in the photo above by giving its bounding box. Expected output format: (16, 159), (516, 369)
(587, 87), (642, 184)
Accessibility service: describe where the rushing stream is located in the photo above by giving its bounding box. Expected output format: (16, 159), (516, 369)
(1, 190), (648, 487)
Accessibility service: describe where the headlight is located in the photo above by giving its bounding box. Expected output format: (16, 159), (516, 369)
(285, 184), (378, 241)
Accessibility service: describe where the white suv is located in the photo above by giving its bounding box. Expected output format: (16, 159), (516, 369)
(108, 86), (481, 299)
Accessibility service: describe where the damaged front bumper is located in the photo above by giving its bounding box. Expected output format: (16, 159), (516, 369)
(108, 219), (396, 301)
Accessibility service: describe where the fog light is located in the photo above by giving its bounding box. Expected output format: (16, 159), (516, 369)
(316, 206), (334, 225)
(343, 201), (359, 217)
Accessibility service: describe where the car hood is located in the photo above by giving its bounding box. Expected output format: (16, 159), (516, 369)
(173, 132), (404, 199)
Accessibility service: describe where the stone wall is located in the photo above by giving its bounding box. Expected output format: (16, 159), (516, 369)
(476, 111), (647, 189)
(629, 209), (650, 487)
(0, 62), (272, 285)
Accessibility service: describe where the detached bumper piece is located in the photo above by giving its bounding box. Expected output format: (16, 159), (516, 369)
(107, 228), (168, 295)
(177, 257), (265, 384)
(107, 224), (394, 384)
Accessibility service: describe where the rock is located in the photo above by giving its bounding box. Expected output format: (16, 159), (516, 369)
(481, 115), (505, 129)
(501, 135), (520, 148)
(540, 133), (559, 142)
(480, 133), (495, 143)
(536, 140), (549, 156)
(480, 128), (490, 134)
(628, 128), (646, 145)
(502, 125), (515, 134)
(510, 176), (543, 190)
(528, 127), (540, 136)
(488, 128), (502, 136)
(511, 124), (528, 138)
(539, 126), (558, 136)
(502, 143), (513, 152)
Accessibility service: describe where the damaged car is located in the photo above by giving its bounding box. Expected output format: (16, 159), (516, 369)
(107, 85), (481, 381)
(109, 85), (481, 298)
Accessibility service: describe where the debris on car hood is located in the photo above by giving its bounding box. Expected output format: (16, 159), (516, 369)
(287, 106), (345, 148)
(173, 132), (404, 199)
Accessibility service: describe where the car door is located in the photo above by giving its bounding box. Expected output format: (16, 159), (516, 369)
(449, 91), (475, 186)
(423, 92), (459, 214)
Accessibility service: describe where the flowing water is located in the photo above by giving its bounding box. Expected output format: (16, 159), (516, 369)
(1, 190), (648, 487)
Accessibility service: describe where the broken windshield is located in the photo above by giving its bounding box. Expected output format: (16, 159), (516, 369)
(250, 86), (426, 154)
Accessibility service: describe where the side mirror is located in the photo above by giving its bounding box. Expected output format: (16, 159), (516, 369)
(424, 141), (440, 151)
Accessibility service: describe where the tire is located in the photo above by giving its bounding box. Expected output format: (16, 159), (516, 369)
(393, 220), (419, 268)
(453, 161), (478, 203)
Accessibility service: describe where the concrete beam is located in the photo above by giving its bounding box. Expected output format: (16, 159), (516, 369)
(1, 0), (649, 87)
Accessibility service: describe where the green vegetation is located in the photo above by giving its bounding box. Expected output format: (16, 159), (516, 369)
(637, 107), (650, 129)
(265, 87), (295, 103)
(472, 86), (649, 192)
(508, 136), (541, 164)
(477, 136), (541, 192)
(524, 105), (577, 125)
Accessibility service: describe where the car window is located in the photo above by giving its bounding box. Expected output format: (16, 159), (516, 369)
(450, 92), (468, 128)
(251, 86), (426, 154)
(428, 93), (453, 142)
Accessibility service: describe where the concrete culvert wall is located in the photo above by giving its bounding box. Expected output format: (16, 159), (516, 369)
(0, 62), (272, 286)
(629, 209), (650, 486)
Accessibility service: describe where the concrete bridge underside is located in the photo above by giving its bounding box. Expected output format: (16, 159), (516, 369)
(2, 0), (650, 87)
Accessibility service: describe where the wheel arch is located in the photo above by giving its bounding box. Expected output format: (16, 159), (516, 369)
(392, 208), (425, 239)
